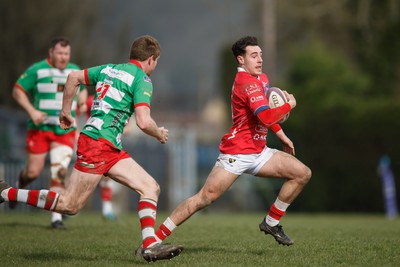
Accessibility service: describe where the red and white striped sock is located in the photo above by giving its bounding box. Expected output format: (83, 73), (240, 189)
(155, 217), (177, 242)
(138, 198), (158, 248)
(5, 188), (59, 210)
(265, 198), (290, 226)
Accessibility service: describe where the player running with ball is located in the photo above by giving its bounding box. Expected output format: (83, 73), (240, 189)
(154, 36), (311, 248)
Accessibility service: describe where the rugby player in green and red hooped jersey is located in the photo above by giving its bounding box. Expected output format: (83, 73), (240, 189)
(0, 35), (183, 263)
(154, 36), (311, 248)
(11, 37), (87, 229)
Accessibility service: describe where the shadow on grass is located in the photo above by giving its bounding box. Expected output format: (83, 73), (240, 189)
(0, 222), (46, 229)
(186, 245), (267, 256)
(20, 251), (142, 265)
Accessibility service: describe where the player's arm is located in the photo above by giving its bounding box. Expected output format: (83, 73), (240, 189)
(12, 85), (47, 125)
(134, 106), (168, 144)
(60, 70), (86, 129)
(257, 91), (296, 127)
(257, 103), (291, 127)
(77, 87), (88, 114)
(273, 126), (295, 155)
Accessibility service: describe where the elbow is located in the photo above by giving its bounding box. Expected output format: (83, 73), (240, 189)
(136, 119), (150, 131)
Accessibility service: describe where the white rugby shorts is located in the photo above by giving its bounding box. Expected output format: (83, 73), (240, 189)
(215, 146), (278, 175)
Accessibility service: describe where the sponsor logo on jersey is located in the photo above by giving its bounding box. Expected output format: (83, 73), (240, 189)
(262, 81), (269, 92)
(255, 123), (268, 133)
(253, 134), (267, 140)
(101, 66), (134, 86)
(245, 84), (261, 95)
(79, 162), (96, 169)
(144, 76), (152, 83)
(57, 84), (64, 92)
(116, 133), (122, 144)
(250, 95), (264, 103)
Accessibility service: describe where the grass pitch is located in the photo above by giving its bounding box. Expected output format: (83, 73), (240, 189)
(0, 211), (399, 266)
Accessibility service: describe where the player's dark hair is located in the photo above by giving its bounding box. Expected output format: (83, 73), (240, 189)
(130, 35), (161, 61)
(232, 36), (259, 61)
(50, 37), (70, 49)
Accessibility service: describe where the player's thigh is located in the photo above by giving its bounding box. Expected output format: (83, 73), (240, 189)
(199, 166), (239, 199)
(256, 151), (308, 179)
(107, 157), (157, 195)
(25, 152), (47, 175)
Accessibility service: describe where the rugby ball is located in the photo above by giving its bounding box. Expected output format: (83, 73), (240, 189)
(266, 87), (290, 123)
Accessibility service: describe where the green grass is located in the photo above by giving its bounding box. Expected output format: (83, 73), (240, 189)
(0, 211), (399, 266)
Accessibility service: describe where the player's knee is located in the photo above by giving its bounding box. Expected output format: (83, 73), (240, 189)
(299, 166), (312, 185)
(25, 168), (41, 179)
(154, 183), (161, 197)
(50, 146), (72, 182)
(57, 167), (67, 180)
(198, 190), (217, 207)
(148, 180), (160, 196)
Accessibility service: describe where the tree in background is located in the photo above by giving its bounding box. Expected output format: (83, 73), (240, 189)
(0, 0), (97, 108)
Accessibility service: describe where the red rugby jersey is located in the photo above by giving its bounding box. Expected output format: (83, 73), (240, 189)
(219, 68), (272, 154)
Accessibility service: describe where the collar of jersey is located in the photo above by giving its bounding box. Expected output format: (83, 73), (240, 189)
(237, 67), (260, 80)
(46, 58), (55, 67)
(129, 59), (143, 70)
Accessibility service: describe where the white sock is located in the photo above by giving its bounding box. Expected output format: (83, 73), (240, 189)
(164, 217), (177, 231)
(102, 201), (113, 215)
(52, 212), (62, 223)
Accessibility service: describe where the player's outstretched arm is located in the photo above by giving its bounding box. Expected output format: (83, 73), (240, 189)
(135, 106), (168, 144)
(274, 129), (295, 156)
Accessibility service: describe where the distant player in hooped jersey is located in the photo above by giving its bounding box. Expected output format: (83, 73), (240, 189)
(1, 35), (183, 262)
(154, 36), (311, 248)
(11, 37), (87, 229)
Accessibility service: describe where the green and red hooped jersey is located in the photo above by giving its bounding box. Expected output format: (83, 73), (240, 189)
(82, 60), (153, 150)
(15, 58), (83, 135)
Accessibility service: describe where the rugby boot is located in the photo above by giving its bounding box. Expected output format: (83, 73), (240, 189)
(259, 219), (294, 246)
(136, 243), (183, 262)
(0, 180), (11, 204)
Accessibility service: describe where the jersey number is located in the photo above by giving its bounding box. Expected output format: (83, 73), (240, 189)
(96, 82), (110, 100)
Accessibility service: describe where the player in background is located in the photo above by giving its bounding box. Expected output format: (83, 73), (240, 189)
(154, 36), (311, 247)
(0, 35), (183, 262)
(11, 37), (87, 229)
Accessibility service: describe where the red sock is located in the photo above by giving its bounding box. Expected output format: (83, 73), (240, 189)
(268, 203), (286, 221)
(138, 199), (158, 248)
(100, 186), (112, 201)
(8, 188), (59, 210)
(155, 224), (172, 241)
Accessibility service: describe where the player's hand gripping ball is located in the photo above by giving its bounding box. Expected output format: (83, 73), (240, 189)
(266, 87), (290, 123)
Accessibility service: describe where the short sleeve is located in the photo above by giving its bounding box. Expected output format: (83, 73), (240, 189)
(15, 65), (37, 93)
(133, 74), (153, 108)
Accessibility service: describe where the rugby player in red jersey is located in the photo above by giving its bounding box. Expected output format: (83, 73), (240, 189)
(154, 36), (311, 247)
